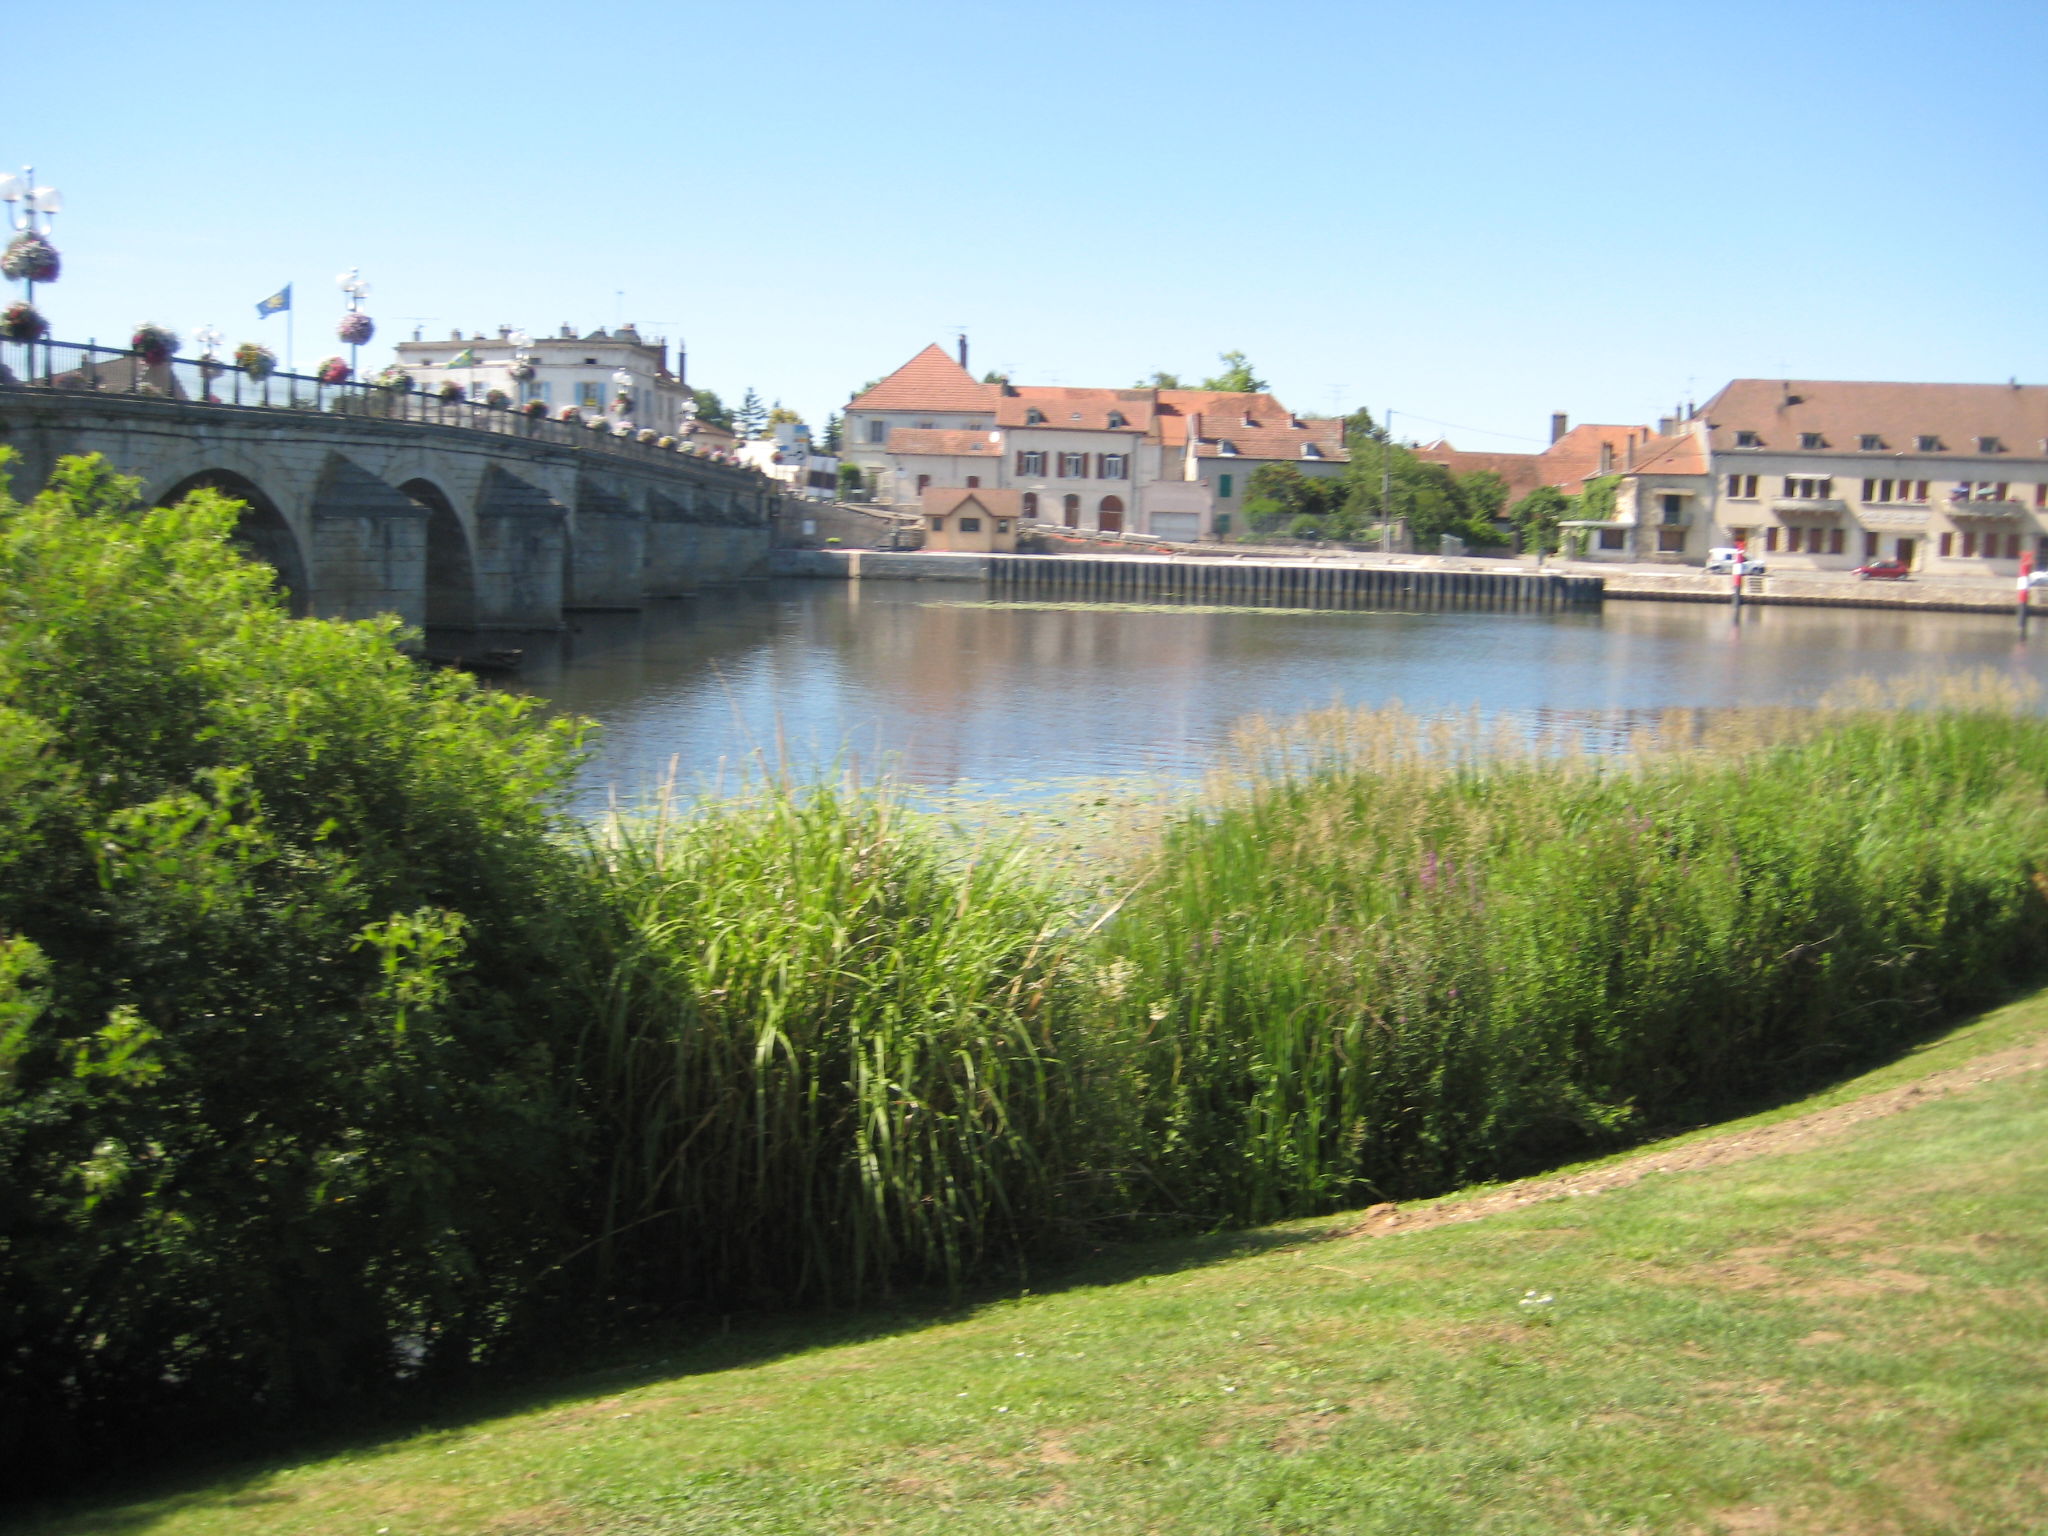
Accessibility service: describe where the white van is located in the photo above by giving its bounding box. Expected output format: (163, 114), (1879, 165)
(1704, 547), (1765, 574)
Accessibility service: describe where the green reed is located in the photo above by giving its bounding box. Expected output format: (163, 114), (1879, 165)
(572, 778), (1107, 1306)
(1091, 687), (2048, 1223)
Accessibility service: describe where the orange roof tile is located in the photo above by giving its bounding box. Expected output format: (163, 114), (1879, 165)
(1623, 427), (1708, 477)
(850, 344), (1000, 412)
(997, 387), (1156, 432)
(887, 428), (1000, 457)
(1411, 442), (1545, 501)
(1187, 409), (1349, 465)
(1699, 378), (2048, 460)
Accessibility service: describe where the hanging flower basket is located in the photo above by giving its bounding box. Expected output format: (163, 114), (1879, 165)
(656, 435), (676, 449)
(484, 388), (510, 408)
(235, 342), (276, 380)
(508, 360), (535, 382)
(315, 356), (351, 385)
(131, 324), (179, 367)
(337, 311), (375, 346)
(589, 416), (610, 432)
(2, 231), (59, 283)
(521, 398), (549, 418)
(2, 302), (48, 343)
(436, 381), (464, 402)
(557, 405), (582, 423)
(372, 364), (413, 393)
(612, 392), (633, 415)
(636, 428), (657, 444)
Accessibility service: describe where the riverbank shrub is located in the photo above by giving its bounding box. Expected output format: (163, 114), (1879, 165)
(0, 454), (597, 1476)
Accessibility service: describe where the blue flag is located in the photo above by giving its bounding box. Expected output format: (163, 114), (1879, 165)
(256, 285), (291, 319)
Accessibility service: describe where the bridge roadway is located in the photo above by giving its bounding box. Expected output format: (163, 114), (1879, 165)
(0, 379), (778, 629)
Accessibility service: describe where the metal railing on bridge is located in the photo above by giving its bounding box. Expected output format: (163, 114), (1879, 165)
(0, 338), (765, 478)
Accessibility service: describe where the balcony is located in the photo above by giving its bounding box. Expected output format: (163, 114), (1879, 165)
(1944, 497), (2027, 518)
(1769, 498), (1847, 514)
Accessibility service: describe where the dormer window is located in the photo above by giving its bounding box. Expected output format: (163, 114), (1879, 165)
(1300, 443), (1323, 459)
(1217, 440), (1240, 456)
(1978, 436), (2003, 454)
(1916, 435), (1944, 452)
(1859, 434), (1885, 451)
(1025, 408), (1044, 425)
(1734, 430), (1762, 448)
(1799, 432), (1826, 449)
(1106, 410), (1127, 429)
(1240, 412), (1257, 428)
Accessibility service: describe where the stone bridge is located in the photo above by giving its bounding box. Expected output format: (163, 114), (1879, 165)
(0, 387), (778, 629)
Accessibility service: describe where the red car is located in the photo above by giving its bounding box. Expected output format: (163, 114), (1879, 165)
(1853, 560), (1912, 581)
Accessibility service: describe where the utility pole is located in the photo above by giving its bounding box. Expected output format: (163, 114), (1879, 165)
(1381, 407), (1394, 556)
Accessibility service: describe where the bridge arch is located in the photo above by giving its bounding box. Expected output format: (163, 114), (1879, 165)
(398, 477), (477, 629)
(157, 469), (310, 616)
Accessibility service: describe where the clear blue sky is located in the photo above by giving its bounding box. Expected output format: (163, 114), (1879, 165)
(12, 0), (2044, 449)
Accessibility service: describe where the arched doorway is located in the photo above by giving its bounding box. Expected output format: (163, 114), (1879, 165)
(399, 479), (477, 630)
(1022, 491), (1039, 520)
(157, 469), (308, 616)
(1062, 494), (1080, 528)
(1098, 495), (1125, 533)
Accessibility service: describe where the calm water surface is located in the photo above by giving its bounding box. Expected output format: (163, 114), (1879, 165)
(489, 579), (2048, 809)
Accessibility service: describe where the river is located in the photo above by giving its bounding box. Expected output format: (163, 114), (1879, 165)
(484, 578), (2048, 810)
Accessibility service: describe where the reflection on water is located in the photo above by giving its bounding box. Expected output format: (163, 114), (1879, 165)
(482, 579), (2048, 810)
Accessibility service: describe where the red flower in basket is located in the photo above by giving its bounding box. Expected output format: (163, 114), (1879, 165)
(315, 357), (351, 385)
(131, 324), (179, 367)
(337, 312), (375, 346)
(1, 301), (47, 343)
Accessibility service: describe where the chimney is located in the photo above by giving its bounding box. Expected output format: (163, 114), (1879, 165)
(1550, 412), (1568, 444)
(1657, 416), (1676, 436)
(1598, 441), (1614, 474)
(957, 334), (969, 371)
(1625, 433), (1637, 470)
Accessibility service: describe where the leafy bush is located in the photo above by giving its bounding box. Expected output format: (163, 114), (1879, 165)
(0, 455), (595, 1479)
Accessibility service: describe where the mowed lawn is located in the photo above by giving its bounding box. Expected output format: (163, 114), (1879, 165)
(23, 991), (2048, 1536)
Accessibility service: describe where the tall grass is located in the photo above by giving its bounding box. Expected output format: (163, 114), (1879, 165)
(573, 780), (1105, 1306)
(563, 688), (2048, 1307)
(1096, 688), (2048, 1222)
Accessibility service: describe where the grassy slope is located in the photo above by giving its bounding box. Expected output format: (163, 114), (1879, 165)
(23, 990), (2048, 1536)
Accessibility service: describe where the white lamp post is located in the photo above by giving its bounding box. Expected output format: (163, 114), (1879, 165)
(193, 324), (224, 401)
(0, 166), (62, 328)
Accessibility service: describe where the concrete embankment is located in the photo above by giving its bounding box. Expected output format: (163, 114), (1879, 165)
(769, 549), (1602, 609)
(1601, 568), (2023, 614)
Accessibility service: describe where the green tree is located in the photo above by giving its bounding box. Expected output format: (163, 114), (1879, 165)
(1135, 371), (1183, 389)
(736, 388), (768, 439)
(1510, 485), (1572, 557)
(836, 461), (867, 499)
(766, 404), (803, 434)
(690, 388), (733, 430)
(822, 411), (843, 454)
(1199, 351), (1267, 394)
(1459, 470), (1511, 523)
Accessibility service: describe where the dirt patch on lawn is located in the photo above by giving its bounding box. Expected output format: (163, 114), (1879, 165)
(1343, 1032), (2048, 1242)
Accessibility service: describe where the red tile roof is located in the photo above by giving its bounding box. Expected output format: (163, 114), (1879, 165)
(1186, 409), (1349, 464)
(850, 344), (999, 412)
(1624, 427), (1708, 477)
(1699, 379), (2048, 459)
(998, 387), (1156, 433)
(887, 428), (1001, 457)
(1411, 442), (1545, 501)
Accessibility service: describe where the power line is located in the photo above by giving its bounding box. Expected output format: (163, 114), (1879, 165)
(1386, 408), (1550, 445)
